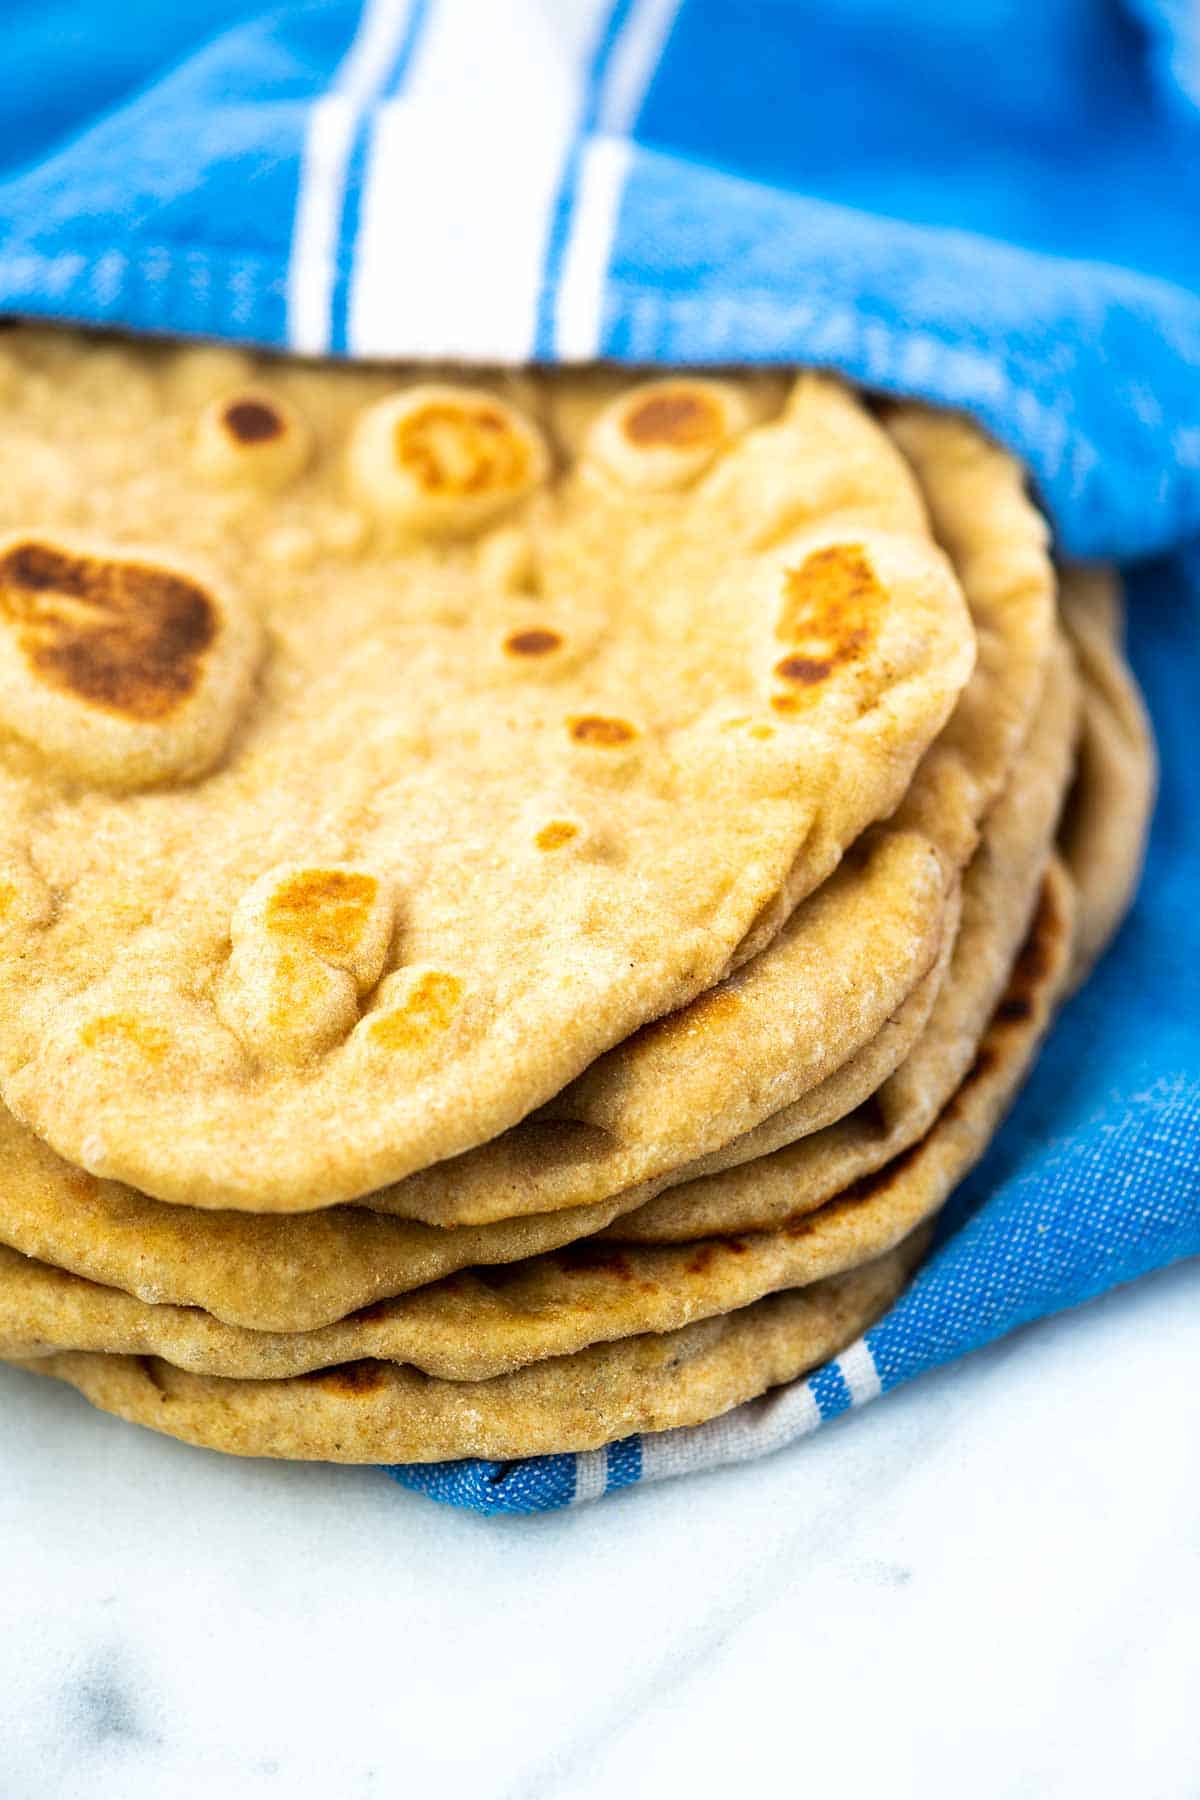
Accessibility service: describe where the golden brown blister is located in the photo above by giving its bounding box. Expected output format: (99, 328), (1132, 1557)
(216, 864), (396, 1066)
(582, 377), (755, 491)
(0, 533), (260, 788)
(347, 383), (548, 538)
(192, 386), (313, 489)
(543, 368), (791, 466)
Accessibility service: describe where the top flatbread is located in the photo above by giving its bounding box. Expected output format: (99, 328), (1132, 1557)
(0, 334), (973, 1209)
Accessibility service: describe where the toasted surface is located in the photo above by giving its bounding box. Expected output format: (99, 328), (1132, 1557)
(1057, 566), (1156, 984)
(5, 1242), (923, 1463)
(0, 862), (1071, 1382)
(0, 334), (974, 1210)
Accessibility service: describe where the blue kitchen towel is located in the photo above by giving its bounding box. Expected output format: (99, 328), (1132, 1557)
(0, 0), (1196, 1512)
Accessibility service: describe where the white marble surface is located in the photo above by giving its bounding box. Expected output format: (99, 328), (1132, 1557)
(1, 1258), (1197, 1800)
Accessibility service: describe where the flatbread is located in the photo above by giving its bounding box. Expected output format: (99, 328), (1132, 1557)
(0, 858), (1072, 1382)
(1057, 566), (1156, 984)
(0, 333), (973, 1211)
(5, 1240), (926, 1463)
(613, 633), (1078, 1242)
(365, 403), (1057, 1227)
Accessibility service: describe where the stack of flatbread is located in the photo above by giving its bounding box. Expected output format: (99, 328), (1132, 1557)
(0, 330), (1154, 1464)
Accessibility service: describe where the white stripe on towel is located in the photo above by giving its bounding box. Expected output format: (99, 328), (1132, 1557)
(348, 0), (614, 359)
(639, 1377), (825, 1485)
(837, 1338), (884, 1406)
(572, 1448), (610, 1505)
(287, 0), (423, 354)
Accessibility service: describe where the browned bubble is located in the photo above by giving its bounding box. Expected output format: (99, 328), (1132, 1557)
(624, 388), (722, 449)
(265, 869), (380, 962)
(569, 715), (636, 747)
(79, 1013), (169, 1060)
(776, 544), (881, 652)
(775, 653), (834, 685)
(370, 970), (463, 1052)
(393, 401), (529, 496)
(770, 544), (884, 715)
(535, 820), (578, 851)
(504, 627), (561, 657)
(0, 541), (218, 721)
(223, 398), (284, 444)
